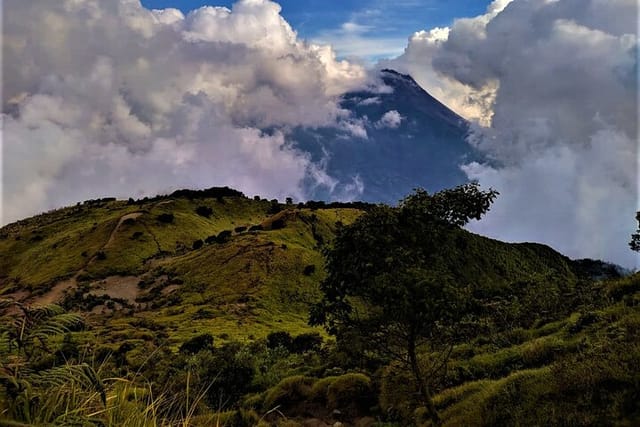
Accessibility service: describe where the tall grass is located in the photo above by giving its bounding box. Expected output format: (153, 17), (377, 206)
(0, 299), (217, 426)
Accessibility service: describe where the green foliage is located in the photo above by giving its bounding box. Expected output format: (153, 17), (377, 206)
(266, 331), (293, 351)
(263, 375), (315, 410)
(157, 212), (175, 223)
(0, 300), (106, 424)
(311, 184), (499, 425)
(291, 332), (323, 354)
(195, 206), (213, 218)
(325, 373), (374, 416)
(179, 333), (214, 354)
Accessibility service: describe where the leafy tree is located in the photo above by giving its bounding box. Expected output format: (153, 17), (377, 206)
(310, 183), (498, 426)
(630, 211), (640, 252)
(266, 331), (293, 351)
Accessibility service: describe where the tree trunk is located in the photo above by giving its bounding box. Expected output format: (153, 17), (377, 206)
(408, 334), (442, 427)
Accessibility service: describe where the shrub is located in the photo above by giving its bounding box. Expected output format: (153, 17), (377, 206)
(192, 239), (204, 250)
(205, 235), (217, 244)
(326, 373), (374, 416)
(195, 206), (213, 218)
(156, 213), (174, 223)
(96, 251), (107, 260)
(271, 219), (286, 230)
(263, 376), (315, 410)
(131, 231), (144, 240)
(266, 331), (293, 351)
(249, 225), (264, 232)
(310, 376), (338, 402)
(235, 226), (247, 233)
(291, 332), (323, 354)
(217, 230), (232, 244)
(268, 200), (281, 215)
(303, 265), (316, 276)
(179, 333), (214, 354)
(170, 186), (244, 200)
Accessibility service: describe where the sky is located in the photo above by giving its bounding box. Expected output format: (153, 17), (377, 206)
(141, 0), (491, 62)
(2, 0), (638, 268)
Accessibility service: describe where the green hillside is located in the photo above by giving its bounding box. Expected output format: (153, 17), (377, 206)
(0, 187), (638, 426)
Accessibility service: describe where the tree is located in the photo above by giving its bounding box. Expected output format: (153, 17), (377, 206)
(310, 183), (498, 426)
(630, 211), (640, 252)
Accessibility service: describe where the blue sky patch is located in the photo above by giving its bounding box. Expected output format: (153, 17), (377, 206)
(142, 0), (491, 62)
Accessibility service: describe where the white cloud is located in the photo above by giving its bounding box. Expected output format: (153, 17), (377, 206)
(386, 0), (638, 267)
(375, 110), (403, 129)
(1, 0), (368, 224)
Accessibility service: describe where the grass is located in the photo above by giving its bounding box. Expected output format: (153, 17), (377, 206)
(2, 191), (638, 426)
(0, 196), (360, 346)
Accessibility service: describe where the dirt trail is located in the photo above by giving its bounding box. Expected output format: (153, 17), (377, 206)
(105, 212), (143, 248)
(30, 211), (145, 306)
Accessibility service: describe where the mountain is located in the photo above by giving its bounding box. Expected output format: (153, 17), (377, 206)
(0, 188), (603, 341)
(0, 188), (578, 336)
(293, 69), (478, 203)
(1, 189), (638, 426)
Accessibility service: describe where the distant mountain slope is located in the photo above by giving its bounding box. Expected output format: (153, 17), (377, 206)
(0, 187), (602, 348)
(293, 69), (479, 203)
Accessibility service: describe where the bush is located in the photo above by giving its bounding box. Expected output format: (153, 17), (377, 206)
(235, 226), (247, 233)
(249, 225), (264, 232)
(157, 213), (174, 223)
(266, 331), (293, 351)
(268, 200), (281, 215)
(205, 235), (217, 244)
(310, 376), (338, 402)
(292, 332), (323, 354)
(95, 251), (107, 260)
(192, 239), (204, 250)
(170, 186), (244, 200)
(179, 333), (214, 354)
(263, 376), (315, 410)
(303, 265), (316, 276)
(271, 219), (286, 230)
(326, 373), (374, 416)
(195, 206), (213, 218)
(217, 230), (232, 244)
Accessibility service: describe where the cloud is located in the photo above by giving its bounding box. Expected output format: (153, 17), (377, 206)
(1, 0), (368, 224)
(387, 0), (638, 268)
(375, 110), (403, 129)
(312, 28), (407, 63)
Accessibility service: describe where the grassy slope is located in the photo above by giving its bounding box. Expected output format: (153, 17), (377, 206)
(0, 192), (581, 349)
(2, 192), (638, 425)
(372, 272), (640, 426)
(0, 195), (363, 347)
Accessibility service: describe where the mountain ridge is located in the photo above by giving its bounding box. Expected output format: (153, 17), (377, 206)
(294, 68), (479, 203)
